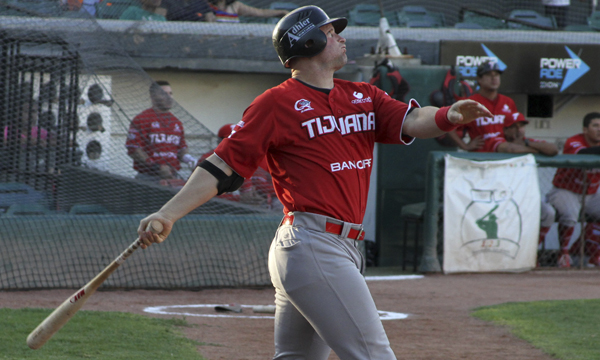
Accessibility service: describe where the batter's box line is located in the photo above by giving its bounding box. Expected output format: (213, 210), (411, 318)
(144, 304), (409, 320)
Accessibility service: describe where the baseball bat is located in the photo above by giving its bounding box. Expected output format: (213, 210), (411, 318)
(26, 220), (163, 350)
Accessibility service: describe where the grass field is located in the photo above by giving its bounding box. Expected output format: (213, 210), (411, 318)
(0, 308), (205, 360)
(473, 299), (600, 360)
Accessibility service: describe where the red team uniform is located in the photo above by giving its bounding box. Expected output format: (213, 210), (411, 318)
(126, 108), (188, 174)
(548, 133), (600, 267)
(459, 93), (518, 152)
(552, 133), (600, 194)
(215, 78), (417, 224)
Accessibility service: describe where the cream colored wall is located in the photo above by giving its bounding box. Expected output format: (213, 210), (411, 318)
(148, 69), (599, 150)
(146, 70), (291, 134)
(513, 94), (600, 148)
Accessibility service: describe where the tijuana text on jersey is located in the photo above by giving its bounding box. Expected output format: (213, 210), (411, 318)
(460, 93), (518, 152)
(125, 108), (187, 173)
(215, 78), (418, 224)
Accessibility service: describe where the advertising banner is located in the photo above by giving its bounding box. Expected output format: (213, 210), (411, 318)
(443, 154), (539, 273)
(440, 41), (599, 94)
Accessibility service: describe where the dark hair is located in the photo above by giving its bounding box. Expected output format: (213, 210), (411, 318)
(583, 112), (600, 128)
(150, 80), (170, 94)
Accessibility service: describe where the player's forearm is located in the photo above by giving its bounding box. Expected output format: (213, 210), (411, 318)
(129, 148), (148, 163)
(403, 106), (446, 138)
(156, 166), (219, 222)
(497, 142), (539, 154)
(530, 141), (558, 156)
(156, 155), (231, 221)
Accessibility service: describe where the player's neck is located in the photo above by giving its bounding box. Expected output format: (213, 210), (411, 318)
(478, 88), (498, 102)
(291, 68), (335, 89)
(584, 133), (600, 147)
(152, 106), (170, 114)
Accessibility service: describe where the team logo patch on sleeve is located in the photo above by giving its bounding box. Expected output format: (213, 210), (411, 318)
(295, 99), (314, 113)
(351, 92), (372, 104)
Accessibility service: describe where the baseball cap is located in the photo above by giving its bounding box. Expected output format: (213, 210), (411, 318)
(476, 61), (503, 77)
(218, 124), (235, 139)
(505, 112), (529, 127)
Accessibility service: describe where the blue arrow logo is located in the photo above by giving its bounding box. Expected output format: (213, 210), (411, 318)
(481, 44), (507, 71)
(561, 46), (589, 92)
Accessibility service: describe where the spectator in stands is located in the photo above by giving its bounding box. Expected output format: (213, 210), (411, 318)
(126, 80), (197, 183)
(120, 0), (167, 21)
(198, 123), (281, 210)
(161, 0), (216, 22)
(542, 0), (569, 29)
(207, 0), (290, 23)
(446, 61), (520, 152)
(3, 102), (49, 148)
(546, 112), (600, 268)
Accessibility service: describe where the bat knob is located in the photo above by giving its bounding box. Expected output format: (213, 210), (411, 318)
(148, 220), (163, 234)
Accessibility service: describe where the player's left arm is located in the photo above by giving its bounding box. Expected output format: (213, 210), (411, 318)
(527, 139), (559, 156)
(403, 100), (492, 139)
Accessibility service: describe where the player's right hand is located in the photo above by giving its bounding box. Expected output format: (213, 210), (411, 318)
(449, 99), (493, 125)
(138, 214), (173, 249)
(159, 164), (174, 179)
(464, 135), (485, 151)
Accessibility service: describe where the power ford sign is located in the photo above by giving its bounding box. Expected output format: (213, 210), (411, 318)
(539, 47), (590, 92)
(440, 41), (599, 94)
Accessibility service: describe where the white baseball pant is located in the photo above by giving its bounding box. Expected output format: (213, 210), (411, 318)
(547, 187), (600, 226)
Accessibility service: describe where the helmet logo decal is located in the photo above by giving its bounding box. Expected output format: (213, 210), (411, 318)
(294, 99), (314, 113)
(285, 18), (315, 47)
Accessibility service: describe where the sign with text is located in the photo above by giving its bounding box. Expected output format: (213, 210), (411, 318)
(440, 41), (599, 94)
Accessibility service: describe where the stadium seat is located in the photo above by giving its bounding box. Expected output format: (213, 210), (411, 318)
(406, 19), (437, 28)
(564, 23), (594, 31)
(269, 2), (298, 11)
(396, 5), (444, 27)
(0, 182), (46, 214)
(507, 9), (556, 30)
(264, 2), (298, 24)
(347, 4), (382, 27)
(587, 11), (600, 30)
(3, 203), (51, 216)
(454, 22), (484, 29)
(400, 202), (426, 272)
(69, 204), (111, 215)
(95, 0), (135, 19)
(461, 11), (506, 29)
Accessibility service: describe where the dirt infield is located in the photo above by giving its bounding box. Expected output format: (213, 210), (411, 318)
(2, 270), (599, 360)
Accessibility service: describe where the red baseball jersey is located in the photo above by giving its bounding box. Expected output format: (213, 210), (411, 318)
(215, 78), (418, 224)
(126, 108), (187, 173)
(460, 93), (518, 152)
(553, 133), (600, 194)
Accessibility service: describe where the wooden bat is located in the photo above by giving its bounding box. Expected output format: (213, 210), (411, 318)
(26, 220), (163, 350)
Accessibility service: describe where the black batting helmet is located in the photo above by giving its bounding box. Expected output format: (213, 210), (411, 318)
(272, 5), (347, 68)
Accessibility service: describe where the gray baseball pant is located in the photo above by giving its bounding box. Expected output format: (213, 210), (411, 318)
(268, 211), (396, 360)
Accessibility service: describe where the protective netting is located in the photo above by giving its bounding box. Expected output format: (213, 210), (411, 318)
(0, 2), (284, 290)
(1, 1), (599, 289)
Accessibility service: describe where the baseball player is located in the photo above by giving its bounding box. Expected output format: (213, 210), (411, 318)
(446, 61), (521, 152)
(136, 6), (491, 359)
(492, 112), (558, 251)
(547, 112), (600, 268)
(126, 80), (197, 182)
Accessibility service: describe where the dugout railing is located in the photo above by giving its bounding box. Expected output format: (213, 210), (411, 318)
(420, 151), (600, 273)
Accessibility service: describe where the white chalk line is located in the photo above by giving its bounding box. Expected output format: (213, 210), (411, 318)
(364, 274), (424, 281)
(144, 304), (408, 320)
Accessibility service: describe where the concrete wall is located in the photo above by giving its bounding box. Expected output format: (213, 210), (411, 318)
(145, 70), (290, 134)
(141, 68), (600, 147)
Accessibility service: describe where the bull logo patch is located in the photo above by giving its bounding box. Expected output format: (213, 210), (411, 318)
(294, 99), (314, 113)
